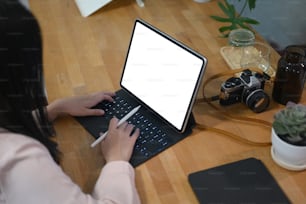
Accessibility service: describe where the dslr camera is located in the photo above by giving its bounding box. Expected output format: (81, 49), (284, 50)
(219, 69), (270, 113)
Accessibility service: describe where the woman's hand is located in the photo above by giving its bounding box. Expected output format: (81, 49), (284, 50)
(47, 91), (115, 121)
(101, 117), (139, 162)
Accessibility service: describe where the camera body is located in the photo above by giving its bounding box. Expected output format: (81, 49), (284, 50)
(219, 69), (270, 113)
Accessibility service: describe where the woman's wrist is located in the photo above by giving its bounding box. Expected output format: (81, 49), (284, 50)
(46, 99), (65, 121)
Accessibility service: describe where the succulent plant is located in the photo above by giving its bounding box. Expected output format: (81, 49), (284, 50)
(272, 102), (306, 146)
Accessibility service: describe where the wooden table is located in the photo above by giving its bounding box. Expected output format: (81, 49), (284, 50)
(30, 0), (306, 203)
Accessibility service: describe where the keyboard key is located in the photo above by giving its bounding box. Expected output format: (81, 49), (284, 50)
(99, 96), (169, 158)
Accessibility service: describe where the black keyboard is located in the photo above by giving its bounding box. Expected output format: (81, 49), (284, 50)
(76, 89), (193, 166)
(101, 95), (170, 158)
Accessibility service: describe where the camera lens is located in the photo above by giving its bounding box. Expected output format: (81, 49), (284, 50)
(245, 89), (270, 113)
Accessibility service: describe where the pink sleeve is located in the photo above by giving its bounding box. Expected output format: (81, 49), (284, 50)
(93, 161), (141, 204)
(0, 133), (140, 204)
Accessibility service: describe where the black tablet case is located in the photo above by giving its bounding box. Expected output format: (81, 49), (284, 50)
(188, 158), (291, 204)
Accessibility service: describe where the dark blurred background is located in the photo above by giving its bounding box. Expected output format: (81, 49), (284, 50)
(231, 0), (306, 54)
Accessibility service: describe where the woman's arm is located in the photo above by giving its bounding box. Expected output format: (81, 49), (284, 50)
(46, 91), (115, 121)
(0, 132), (140, 204)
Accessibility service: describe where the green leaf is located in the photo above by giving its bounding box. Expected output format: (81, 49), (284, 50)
(225, 1), (237, 18)
(219, 25), (235, 33)
(273, 121), (288, 135)
(239, 17), (260, 25)
(236, 22), (250, 30)
(210, 0), (260, 37)
(248, 0), (257, 10)
(210, 15), (233, 23)
(218, 1), (234, 18)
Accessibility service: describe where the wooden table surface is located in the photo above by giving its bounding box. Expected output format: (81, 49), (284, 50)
(30, 0), (306, 203)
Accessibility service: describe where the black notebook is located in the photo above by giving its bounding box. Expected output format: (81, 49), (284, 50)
(188, 158), (291, 204)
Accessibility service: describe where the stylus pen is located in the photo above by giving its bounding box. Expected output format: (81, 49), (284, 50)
(90, 105), (141, 148)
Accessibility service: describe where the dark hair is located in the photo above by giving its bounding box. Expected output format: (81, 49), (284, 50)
(0, 0), (60, 163)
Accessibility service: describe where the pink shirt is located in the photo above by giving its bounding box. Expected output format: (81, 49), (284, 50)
(0, 131), (141, 204)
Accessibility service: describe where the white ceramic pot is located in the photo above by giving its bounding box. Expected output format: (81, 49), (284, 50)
(271, 128), (306, 171)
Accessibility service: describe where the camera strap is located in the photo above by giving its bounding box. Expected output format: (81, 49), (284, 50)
(194, 67), (272, 146)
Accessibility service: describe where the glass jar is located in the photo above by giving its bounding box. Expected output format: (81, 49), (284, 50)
(222, 29), (255, 69)
(228, 28), (255, 47)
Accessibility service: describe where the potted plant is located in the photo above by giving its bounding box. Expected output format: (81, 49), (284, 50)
(210, 0), (259, 37)
(271, 102), (306, 171)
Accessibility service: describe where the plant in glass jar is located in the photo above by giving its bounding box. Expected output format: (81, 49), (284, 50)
(210, 0), (259, 37)
(271, 102), (306, 171)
